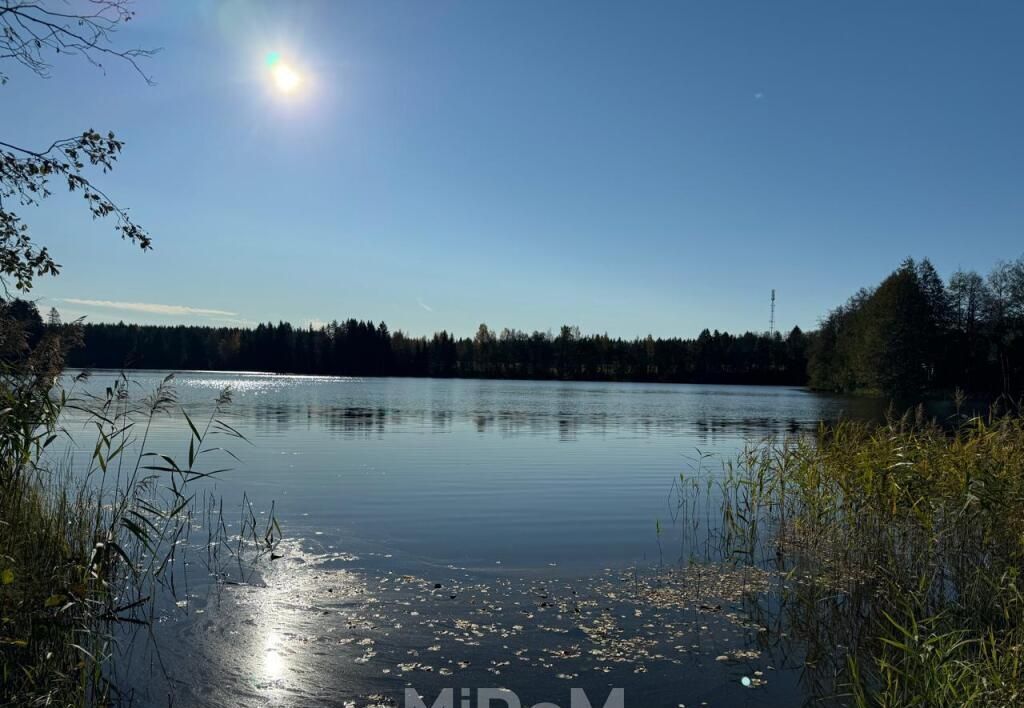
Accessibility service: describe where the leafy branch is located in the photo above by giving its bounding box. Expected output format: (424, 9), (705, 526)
(1, 0), (155, 294)
(1, 130), (151, 292)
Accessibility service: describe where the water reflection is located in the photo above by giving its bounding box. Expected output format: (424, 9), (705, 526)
(60, 372), (891, 574)
(66, 372), (919, 707)
(232, 397), (877, 441)
(130, 542), (820, 708)
(125, 544), (376, 707)
(262, 632), (286, 686)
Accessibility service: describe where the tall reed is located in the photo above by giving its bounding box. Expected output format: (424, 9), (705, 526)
(677, 411), (1024, 706)
(1, 371), (278, 706)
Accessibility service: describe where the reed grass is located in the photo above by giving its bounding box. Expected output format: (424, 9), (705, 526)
(0, 371), (277, 706)
(686, 410), (1024, 706)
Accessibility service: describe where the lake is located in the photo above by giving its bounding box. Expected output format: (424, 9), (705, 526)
(60, 371), (887, 708)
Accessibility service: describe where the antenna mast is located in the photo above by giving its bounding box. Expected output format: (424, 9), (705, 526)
(769, 289), (776, 337)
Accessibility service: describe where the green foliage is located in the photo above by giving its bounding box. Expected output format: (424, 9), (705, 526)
(0, 301), (274, 705)
(0, 129), (152, 293)
(1, 0), (154, 294)
(809, 256), (1024, 397)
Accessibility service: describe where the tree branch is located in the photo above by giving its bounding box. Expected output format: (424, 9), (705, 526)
(0, 0), (158, 83)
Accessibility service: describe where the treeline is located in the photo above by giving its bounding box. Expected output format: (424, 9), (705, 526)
(58, 319), (810, 385)
(9, 253), (1020, 397)
(809, 257), (1024, 396)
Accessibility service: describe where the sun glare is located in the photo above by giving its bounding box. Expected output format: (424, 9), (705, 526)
(272, 63), (301, 93)
(265, 52), (303, 96)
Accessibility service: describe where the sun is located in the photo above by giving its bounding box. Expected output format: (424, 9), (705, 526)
(272, 63), (301, 93)
(265, 52), (302, 95)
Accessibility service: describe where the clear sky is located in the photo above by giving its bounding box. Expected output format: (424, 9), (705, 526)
(3, 1), (1022, 338)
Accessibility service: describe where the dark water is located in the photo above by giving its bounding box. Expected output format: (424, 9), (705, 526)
(60, 371), (887, 708)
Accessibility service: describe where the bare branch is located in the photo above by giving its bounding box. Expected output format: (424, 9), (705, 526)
(0, 0), (158, 83)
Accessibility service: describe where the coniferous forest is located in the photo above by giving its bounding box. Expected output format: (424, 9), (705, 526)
(808, 256), (1024, 397)
(4, 255), (1020, 398)
(63, 320), (810, 385)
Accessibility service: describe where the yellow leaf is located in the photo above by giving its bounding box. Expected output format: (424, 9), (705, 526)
(0, 569), (13, 585)
(44, 594), (66, 608)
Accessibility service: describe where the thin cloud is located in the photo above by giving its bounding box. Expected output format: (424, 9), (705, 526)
(417, 297), (434, 313)
(61, 298), (238, 318)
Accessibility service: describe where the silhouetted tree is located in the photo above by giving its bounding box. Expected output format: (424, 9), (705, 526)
(67, 318), (810, 386)
(809, 255), (1024, 397)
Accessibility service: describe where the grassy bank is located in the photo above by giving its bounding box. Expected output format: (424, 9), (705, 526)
(704, 410), (1024, 706)
(0, 372), (277, 706)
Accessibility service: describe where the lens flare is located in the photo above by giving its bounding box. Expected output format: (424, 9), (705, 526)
(264, 51), (303, 96)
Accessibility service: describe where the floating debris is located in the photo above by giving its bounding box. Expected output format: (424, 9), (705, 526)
(150, 540), (792, 707)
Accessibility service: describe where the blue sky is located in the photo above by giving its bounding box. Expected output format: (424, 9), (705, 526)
(3, 1), (1022, 338)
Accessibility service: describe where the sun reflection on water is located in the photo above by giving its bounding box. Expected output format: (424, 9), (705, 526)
(263, 632), (286, 684)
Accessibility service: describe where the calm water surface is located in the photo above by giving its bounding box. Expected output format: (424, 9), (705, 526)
(61, 371), (885, 708)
